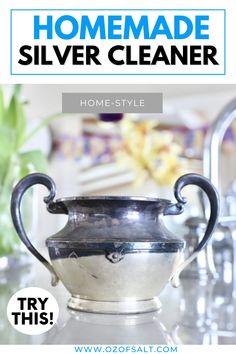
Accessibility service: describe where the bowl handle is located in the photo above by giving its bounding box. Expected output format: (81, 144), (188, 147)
(164, 173), (220, 287)
(11, 173), (61, 286)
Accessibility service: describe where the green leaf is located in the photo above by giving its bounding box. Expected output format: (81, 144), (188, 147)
(4, 95), (17, 128)
(0, 87), (4, 125)
(19, 150), (48, 177)
(16, 100), (27, 147)
(0, 127), (16, 159)
(0, 158), (9, 187)
(4, 94), (27, 149)
(13, 84), (22, 98)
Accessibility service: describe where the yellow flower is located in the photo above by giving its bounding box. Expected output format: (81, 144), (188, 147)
(117, 119), (183, 187)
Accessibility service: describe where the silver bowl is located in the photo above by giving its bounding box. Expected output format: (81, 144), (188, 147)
(11, 173), (219, 314)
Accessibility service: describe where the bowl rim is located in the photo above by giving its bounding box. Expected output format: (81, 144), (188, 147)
(56, 196), (171, 203)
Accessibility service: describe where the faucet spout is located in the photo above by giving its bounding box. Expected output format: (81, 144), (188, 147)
(203, 98), (236, 192)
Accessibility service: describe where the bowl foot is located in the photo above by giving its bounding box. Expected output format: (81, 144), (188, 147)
(67, 297), (162, 314)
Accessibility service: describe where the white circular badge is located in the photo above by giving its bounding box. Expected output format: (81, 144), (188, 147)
(7, 287), (59, 335)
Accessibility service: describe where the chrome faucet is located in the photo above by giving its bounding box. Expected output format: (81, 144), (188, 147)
(203, 98), (236, 294)
(203, 98), (236, 197)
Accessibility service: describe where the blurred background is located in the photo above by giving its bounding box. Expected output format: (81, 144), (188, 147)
(0, 84), (236, 344)
(20, 84), (236, 194)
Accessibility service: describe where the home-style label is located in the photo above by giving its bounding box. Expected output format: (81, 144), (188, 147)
(62, 92), (163, 113)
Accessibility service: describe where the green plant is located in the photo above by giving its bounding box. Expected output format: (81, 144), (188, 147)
(0, 85), (60, 256)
